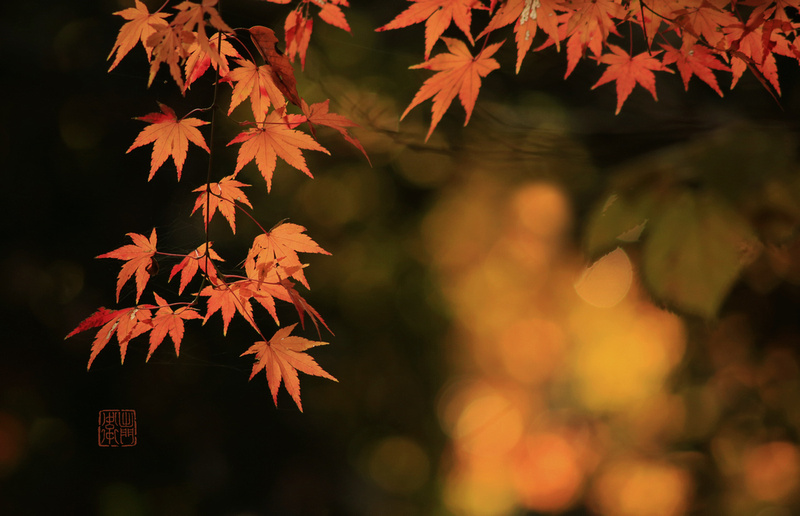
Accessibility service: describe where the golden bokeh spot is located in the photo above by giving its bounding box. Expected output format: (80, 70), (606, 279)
(570, 304), (685, 412)
(591, 458), (692, 516)
(439, 380), (527, 456)
(454, 389), (525, 456)
(574, 247), (633, 308)
(444, 455), (517, 516)
(365, 436), (430, 495)
(497, 318), (566, 385)
(511, 432), (584, 512)
(510, 182), (572, 242)
(744, 441), (800, 502)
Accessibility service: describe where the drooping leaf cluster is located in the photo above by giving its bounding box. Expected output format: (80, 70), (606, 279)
(69, 0), (368, 411)
(378, 0), (800, 137)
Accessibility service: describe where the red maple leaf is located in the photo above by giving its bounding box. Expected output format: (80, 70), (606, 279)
(127, 103), (210, 180)
(191, 175), (253, 233)
(228, 109), (329, 191)
(97, 229), (158, 303)
(591, 44), (671, 114)
(107, 0), (169, 71)
(245, 222), (330, 289)
(403, 37), (503, 141)
(241, 323), (337, 411)
(376, 0), (485, 59)
(661, 42), (730, 95)
(169, 243), (224, 294)
(147, 293), (203, 361)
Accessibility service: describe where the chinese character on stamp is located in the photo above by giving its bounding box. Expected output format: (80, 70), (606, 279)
(98, 409), (137, 447)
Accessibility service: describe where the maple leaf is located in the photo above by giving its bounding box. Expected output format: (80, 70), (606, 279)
(147, 293), (203, 361)
(200, 280), (258, 335)
(184, 32), (240, 90)
(403, 37), (503, 141)
(66, 307), (117, 340)
(317, 0), (352, 31)
(249, 26), (302, 107)
(673, 1), (738, 49)
(661, 42), (730, 95)
(127, 103), (210, 180)
(227, 58), (287, 119)
(301, 99), (369, 162)
(285, 10), (314, 69)
(172, 0), (235, 74)
(241, 323), (337, 411)
(228, 109), (329, 191)
(107, 0), (169, 71)
(479, 0), (563, 68)
(97, 229), (158, 303)
(591, 44), (671, 114)
(565, 0), (625, 41)
(81, 306), (154, 369)
(376, 0), (485, 59)
(191, 175), (253, 233)
(169, 243), (224, 294)
(245, 222), (330, 289)
(281, 278), (332, 335)
(146, 22), (195, 89)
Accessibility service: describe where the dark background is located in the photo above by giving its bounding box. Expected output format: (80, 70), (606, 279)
(4, 1), (800, 515)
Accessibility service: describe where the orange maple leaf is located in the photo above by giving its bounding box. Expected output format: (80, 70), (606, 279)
(591, 44), (671, 114)
(127, 103), (210, 180)
(376, 0), (485, 59)
(280, 1), (350, 68)
(147, 293), (203, 361)
(245, 222), (330, 290)
(172, 0), (235, 74)
(478, 0), (563, 70)
(146, 22), (194, 89)
(249, 26), (302, 107)
(97, 229), (158, 303)
(169, 243), (224, 294)
(673, 1), (738, 49)
(403, 37), (503, 141)
(72, 306), (154, 369)
(318, 0), (352, 31)
(228, 110), (329, 191)
(241, 323), (337, 411)
(191, 175), (253, 233)
(301, 99), (369, 162)
(661, 42), (730, 95)
(200, 280), (258, 335)
(281, 279), (332, 335)
(107, 0), (169, 71)
(285, 10), (314, 69)
(184, 32), (240, 90)
(227, 58), (287, 119)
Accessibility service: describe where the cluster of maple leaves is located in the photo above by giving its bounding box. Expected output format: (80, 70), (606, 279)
(67, 0), (367, 411)
(68, 0), (800, 410)
(376, 0), (800, 138)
